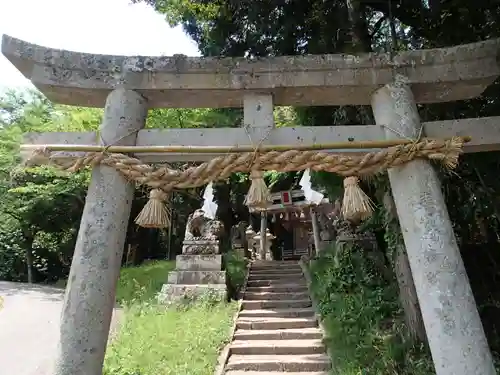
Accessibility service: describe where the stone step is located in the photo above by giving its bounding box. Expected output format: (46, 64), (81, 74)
(247, 279), (307, 287)
(226, 372), (329, 375)
(230, 339), (325, 355)
(236, 316), (318, 330)
(244, 291), (310, 301)
(248, 273), (304, 281)
(242, 299), (311, 310)
(233, 327), (323, 341)
(239, 307), (315, 318)
(250, 267), (302, 274)
(251, 264), (301, 270)
(252, 261), (299, 266)
(225, 354), (331, 372)
(246, 284), (308, 293)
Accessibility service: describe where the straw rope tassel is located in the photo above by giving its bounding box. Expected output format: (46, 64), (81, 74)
(135, 188), (171, 229)
(341, 176), (375, 224)
(244, 170), (271, 210)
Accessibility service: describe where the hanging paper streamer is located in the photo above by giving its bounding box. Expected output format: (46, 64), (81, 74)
(201, 182), (218, 219)
(300, 169), (324, 205)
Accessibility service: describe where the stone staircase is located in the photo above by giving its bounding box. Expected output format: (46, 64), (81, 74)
(224, 260), (331, 374)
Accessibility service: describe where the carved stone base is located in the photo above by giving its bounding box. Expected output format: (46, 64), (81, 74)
(182, 240), (219, 255)
(157, 254), (227, 304)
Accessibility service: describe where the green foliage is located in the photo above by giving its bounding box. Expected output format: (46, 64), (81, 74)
(0, 89), (250, 282)
(309, 245), (434, 374)
(0, 229), (25, 281)
(223, 250), (248, 298)
(146, 107), (240, 128)
(0, 89), (98, 282)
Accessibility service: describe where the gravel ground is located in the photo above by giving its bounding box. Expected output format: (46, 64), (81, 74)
(0, 281), (122, 375)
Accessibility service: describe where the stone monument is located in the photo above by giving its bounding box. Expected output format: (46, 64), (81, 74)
(230, 221), (248, 257)
(158, 209), (227, 303)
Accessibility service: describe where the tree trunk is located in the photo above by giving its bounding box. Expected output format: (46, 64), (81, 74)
(23, 230), (35, 283)
(384, 191), (427, 342)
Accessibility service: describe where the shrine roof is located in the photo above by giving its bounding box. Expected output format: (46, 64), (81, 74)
(2, 34), (500, 108)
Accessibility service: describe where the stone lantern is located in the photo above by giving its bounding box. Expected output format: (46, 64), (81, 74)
(253, 229), (276, 260)
(245, 226), (256, 259)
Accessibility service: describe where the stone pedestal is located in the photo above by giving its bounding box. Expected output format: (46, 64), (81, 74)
(182, 239), (219, 255)
(158, 251), (227, 303)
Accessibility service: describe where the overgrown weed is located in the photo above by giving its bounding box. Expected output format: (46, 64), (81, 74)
(308, 245), (434, 375)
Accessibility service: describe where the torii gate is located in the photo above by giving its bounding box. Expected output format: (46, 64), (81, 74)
(3, 34), (500, 375)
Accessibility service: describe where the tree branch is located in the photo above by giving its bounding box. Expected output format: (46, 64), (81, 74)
(362, 0), (436, 43)
(370, 16), (386, 38)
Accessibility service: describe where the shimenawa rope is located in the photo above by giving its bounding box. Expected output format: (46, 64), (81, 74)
(25, 136), (466, 227)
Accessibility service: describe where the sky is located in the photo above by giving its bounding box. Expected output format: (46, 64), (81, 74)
(0, 0), (200, 90)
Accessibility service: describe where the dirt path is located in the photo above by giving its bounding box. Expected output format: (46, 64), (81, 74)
(0, 281), (122, 375)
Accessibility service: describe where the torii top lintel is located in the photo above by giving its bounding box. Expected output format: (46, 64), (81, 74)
(2, 34), (499, 109)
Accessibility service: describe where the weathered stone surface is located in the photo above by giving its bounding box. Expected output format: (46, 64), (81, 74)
(184, 209), (224, 242)
(157, 284), (226, 304)
(158, 253), (227, 304)
(53, 89), (148, 375)
(181, 209), (223, 254)
(167, 270), (226, 285)
(175, 254), (222, 270)
(372, 75), (495, 375)
(3, 34), (499, 107)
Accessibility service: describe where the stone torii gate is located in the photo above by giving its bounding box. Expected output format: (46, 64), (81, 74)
(3, 34), (500, 375)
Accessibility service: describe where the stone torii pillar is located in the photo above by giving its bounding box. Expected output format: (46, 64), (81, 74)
(310, 207), (322, 255)
(54, 89), (148, 375)
(371, 74), (495, 375)
(259, 212), (268, 260)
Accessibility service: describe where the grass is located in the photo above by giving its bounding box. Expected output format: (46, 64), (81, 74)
(104, 301), (237, 375)
(115, 260), (176, 304)
(101, 259), (238, 375)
